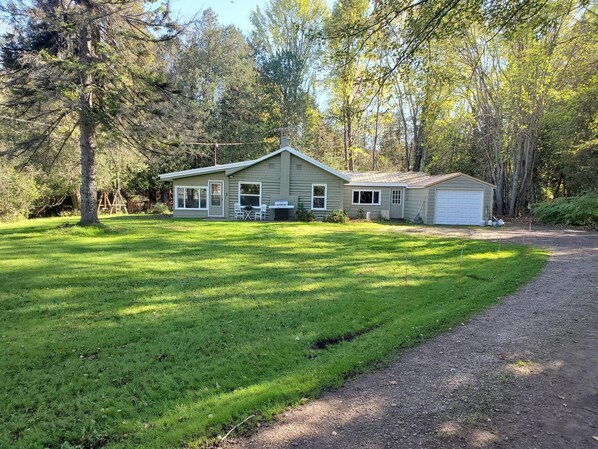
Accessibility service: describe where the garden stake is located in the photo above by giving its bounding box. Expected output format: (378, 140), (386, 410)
(458, 244), (463, 301)
(404, 255), (408, 319)
(495, 227), (502, 277)
(521, 235), (525, 272)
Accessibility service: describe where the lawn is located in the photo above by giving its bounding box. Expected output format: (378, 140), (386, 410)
(0, 216), (546, 448)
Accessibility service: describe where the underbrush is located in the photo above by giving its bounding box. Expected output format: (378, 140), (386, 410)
(533, 194), (598, 229)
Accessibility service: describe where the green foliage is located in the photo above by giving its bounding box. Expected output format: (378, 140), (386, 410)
(323, 209), (349, 223)
(0, 217), (547, 448)
(0, 158), (40, 221)
(149, 202), (170, 215)
(533, 194), (598, 228)
(295, 202), (315, 222)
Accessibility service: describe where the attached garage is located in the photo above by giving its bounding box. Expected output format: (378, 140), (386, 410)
(404, 173), (495, 226)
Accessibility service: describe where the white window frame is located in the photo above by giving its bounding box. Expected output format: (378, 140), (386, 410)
(311, 183), (327, 210)
(391, 189), (402, 205)
(238, 181), (262, 207)
(175, 186), (208, 210)
(352, 189), (382, 206)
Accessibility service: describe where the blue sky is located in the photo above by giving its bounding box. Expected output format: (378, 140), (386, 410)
(169, 0), (268, 33)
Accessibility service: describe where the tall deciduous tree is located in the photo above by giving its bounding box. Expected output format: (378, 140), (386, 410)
(250, 0), (329, 132)
(0, 0), (182, 224)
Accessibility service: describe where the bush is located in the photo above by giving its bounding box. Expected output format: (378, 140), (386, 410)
(533, 194), (598, 228)
(296, 203), (315, 222)
(323, 209), (349, 223)
(0, 158), (40, 222)
(149, 202), (171, 214)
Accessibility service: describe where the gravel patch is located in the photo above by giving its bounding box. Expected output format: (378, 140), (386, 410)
(224, 225), (598, 449)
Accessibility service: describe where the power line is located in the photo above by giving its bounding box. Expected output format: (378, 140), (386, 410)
(0, 115), (52, 126)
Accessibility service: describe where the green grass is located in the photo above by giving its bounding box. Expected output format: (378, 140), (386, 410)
(0, 216), (547, 448)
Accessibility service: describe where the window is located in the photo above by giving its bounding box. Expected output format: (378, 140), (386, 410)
(239, 182), (261, 207)
(352, 190), (381, 205)
(210, 183), (221, 206)
(391, 189), (402, 205)
(175, 186), (207, 209)
(311, 184), (327, 210)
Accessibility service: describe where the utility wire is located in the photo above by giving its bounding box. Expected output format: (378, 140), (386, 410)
(0, 114), (53, 126)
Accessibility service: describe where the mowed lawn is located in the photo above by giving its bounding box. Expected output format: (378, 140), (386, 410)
(0, 216), (546, 448)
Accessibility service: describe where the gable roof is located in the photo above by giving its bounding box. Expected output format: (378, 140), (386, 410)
(158, 160), (255, 181)
(160, 146), (351, 182)
(344, 171), (495, 188)
(226, 146), (351, 181)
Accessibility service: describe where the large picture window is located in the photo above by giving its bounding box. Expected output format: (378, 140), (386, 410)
(176, 186), (207, 209)
(352, 190), (381, 205)
(311, 184), (327, 210)
(239, 182), (261, 207)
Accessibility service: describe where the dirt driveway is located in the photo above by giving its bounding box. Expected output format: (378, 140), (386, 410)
(226, 225), (598, 449)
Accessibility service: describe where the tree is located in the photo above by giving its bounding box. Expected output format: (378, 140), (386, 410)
(325, 0), (371, 171)
(0, 0), (182, 224)
(250, 0), (329, 132)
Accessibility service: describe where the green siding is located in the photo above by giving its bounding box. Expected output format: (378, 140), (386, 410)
(342, 187), (392, 219)
(427, 176), (493, 224)
(289, 155), (344, 220)
(404, 188), (428, 223)
(228, 155), (281, 220)
(172, 172), (228, 219)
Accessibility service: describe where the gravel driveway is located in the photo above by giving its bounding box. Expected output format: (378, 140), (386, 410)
(226, 225), (598, 449)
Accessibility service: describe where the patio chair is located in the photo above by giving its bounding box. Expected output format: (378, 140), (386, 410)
(254, 204), (267, 221)
(233, 203), (244, 220)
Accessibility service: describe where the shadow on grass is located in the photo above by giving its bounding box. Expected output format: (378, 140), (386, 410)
(0, 217), (546, 449)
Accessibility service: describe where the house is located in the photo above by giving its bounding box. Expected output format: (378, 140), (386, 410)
(159, 139), (495, 225)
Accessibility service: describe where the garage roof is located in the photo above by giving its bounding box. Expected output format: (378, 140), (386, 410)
(343, 171), (495, 188)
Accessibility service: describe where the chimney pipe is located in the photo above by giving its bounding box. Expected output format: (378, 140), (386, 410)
(280, 135), (291, 149)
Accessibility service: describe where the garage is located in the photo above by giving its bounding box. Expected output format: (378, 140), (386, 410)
(434, 189), (484, 225)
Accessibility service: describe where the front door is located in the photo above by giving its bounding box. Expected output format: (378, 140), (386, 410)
(208, 181), (224, 217)
(390, 188), (403, 219)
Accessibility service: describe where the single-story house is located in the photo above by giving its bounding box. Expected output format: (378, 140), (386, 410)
(159, 139), (495, 225)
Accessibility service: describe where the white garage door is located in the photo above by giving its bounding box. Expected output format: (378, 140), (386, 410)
(434, 189), (483, 225)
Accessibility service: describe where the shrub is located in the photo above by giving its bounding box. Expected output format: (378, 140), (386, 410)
(149, 202), (171, 215)
(356, 208), (366, 219)
(296, 202), (315, 222)
(533, 194), (598, 228)
(323, 209), (349, 223)
(0, 158), (40, 222)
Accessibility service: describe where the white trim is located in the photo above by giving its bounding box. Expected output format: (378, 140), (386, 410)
(238, 181), (262, 207)
(311, 183), (327, 210)
(348, 182), (408, 187)
(175, 185), (208, 210)
(159, 161), (254, 181)
(208, 180), (224, 218)
(351, 189), (382, 206)
(402, 187), (406, 218)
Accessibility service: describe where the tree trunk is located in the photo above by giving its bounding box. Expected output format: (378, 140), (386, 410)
(78, 14), (100, 225)
(372, 93), (381, 171)
(413, 122), (424, 172)
(347, 111), (354, 171)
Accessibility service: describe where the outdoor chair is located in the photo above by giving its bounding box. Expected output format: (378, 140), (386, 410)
(254, 204), (267, 221)
(233, 203), (244, 220)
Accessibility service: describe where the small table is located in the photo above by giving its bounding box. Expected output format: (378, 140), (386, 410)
(243, 210), (253, 220)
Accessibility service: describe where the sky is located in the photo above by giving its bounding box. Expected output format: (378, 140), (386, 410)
(169, 0), (269, 33)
